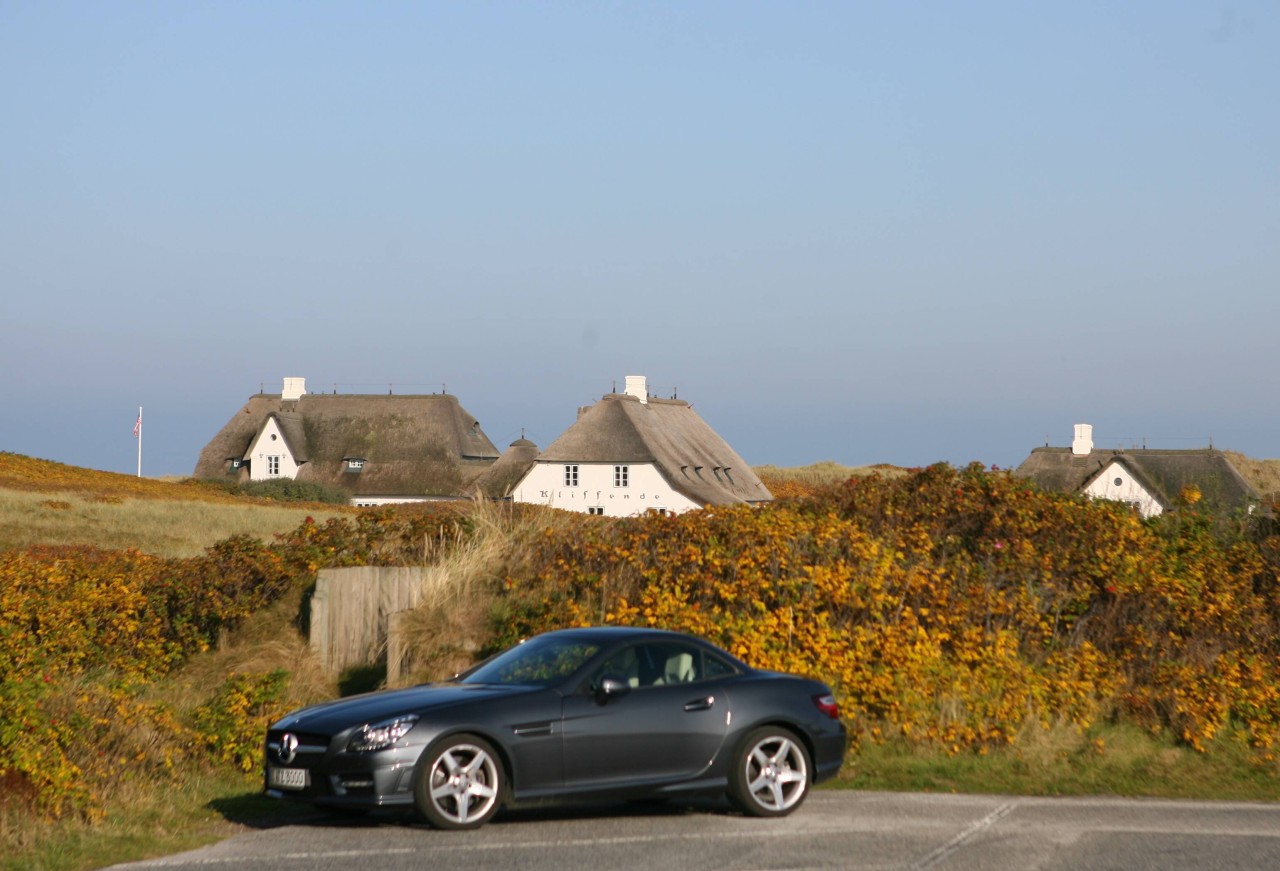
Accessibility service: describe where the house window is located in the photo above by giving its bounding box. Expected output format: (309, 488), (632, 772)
(347, 459), (365, 472)
(229, 459), (243, 470)
(266, 455), (281, 477)
(564, 465), (579, 487)
(588, 506), (605, 516)
(614, 465), (629, 488)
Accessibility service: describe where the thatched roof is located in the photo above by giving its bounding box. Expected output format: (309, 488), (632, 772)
(534, 393), (772, 507)
(1014, 447), (1260, 514)
(193, 392), (500, 498)
(470, 438), (540, 500)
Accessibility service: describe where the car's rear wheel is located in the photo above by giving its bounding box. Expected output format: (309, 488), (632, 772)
(728, 726), (810, 817)
(413, 734), (503, 830)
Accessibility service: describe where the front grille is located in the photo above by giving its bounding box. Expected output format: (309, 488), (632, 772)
(266, 730), (333, 766)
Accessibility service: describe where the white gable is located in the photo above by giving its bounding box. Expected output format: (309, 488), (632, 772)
(245, 417), (302, 482)
(1081, 460), (1163, 518)
(511, 461), (700, 517)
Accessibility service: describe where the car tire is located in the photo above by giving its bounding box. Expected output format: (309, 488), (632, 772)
(413, 733), (504, 830)
(728, 726), (810, 817)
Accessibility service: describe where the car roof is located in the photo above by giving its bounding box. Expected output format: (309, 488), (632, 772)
(534, 626), (751, 668)
(540, 626), (690, 641)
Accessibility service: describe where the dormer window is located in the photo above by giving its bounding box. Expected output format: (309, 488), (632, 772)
(346, 458), (365, 472)
(228, 458), (243, 470)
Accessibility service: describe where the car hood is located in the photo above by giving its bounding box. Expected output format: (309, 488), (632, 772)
(270, 682), (538, 734)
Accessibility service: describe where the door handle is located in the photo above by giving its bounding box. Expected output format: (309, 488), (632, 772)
(683, 696), (715, 712)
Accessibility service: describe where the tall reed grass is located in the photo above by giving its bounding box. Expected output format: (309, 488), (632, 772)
(389, 500), (580, 685)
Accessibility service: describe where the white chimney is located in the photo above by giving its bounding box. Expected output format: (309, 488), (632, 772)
(624, 375), (648, 404)
(282, 377), (307, 402)
(1072, 423), (1093, 456)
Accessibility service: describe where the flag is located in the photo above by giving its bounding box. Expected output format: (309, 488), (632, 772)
(133, 414), (141, 438)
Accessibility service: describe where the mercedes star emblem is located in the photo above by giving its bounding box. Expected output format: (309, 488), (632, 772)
(279, 732), (298, 765)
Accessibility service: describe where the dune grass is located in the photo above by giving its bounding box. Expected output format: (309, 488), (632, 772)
(389, 500), (582, 686)
(753, 460), (909, 487)
(0, 488), (345, 558)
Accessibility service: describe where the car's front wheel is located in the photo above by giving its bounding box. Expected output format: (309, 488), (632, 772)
(413, 734), (504, 830)
(728, 726), (810, 817)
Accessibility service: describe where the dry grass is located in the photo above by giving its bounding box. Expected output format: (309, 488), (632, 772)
(754, 460), (910, 487)
(390, 500), (580, 685)
(167, 582), (338, 713)
(1224, 451), (1280, 502)
(0, 488), (345, 558)
(0, 452), (255, 502)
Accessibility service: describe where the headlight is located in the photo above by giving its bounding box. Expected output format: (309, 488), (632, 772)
(347, 715), (420, 752)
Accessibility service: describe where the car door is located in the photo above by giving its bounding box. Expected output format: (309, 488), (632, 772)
(559, 641), (731, 788)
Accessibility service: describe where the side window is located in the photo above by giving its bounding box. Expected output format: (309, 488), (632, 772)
(642, 643), (702, 685)
(703, 652), (738, 679)
(589, 642), (736, 693)
(593, 646), (643, 690)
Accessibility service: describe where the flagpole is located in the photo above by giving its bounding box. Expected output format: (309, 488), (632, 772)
(136, 406), (143, 478)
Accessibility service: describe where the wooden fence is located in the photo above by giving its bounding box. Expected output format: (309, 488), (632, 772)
(309, 566), (428, 678)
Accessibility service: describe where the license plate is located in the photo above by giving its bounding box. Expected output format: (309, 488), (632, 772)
(268, 766), (309, 790)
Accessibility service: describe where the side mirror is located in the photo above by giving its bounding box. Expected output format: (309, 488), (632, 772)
(596, 675), (632, 703)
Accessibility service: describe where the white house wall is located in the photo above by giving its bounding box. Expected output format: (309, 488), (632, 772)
(512, 462), (701, 516)
(246, 418), (302, 482)
(348, 496), (459, 508)
(1082, 461), (1163, 518)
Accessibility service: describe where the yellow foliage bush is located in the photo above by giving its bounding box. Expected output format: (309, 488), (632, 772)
(496, 464), (1280, 758)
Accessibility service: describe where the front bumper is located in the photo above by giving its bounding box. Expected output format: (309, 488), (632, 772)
(264, 730), (422, 808)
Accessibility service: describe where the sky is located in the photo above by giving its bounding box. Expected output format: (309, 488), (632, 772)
(2, 2), (1277, 477)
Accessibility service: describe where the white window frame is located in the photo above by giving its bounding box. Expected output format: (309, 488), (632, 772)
(564, 464), (579, 487)
(614, 465), (629, 488)
(266, 455), (281, 477)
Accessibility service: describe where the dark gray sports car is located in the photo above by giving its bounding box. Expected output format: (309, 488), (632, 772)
(264, 626), (846, 829)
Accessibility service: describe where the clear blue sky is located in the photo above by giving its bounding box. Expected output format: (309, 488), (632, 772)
(2, 2), (1276, 477)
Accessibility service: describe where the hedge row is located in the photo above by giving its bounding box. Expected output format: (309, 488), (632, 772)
(495, 464), (1280, 757)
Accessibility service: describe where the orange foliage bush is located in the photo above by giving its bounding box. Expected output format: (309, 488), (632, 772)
(0, 538), (294, 816)
(0, 507), (475, 818)
(496, 464), (1280, 757)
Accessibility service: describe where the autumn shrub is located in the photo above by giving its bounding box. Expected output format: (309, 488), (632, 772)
(0, 504), (486, 820)
(493, 464), (1280, 758)
(192, 670), (292, 772)
(0, 537), (299, 818)
(6, 480), (1279, 828)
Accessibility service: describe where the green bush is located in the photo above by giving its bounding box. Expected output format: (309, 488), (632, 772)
(235, 479), (351, 505)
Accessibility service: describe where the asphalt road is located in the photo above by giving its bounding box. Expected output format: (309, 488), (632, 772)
(111, 791), (1280, 871)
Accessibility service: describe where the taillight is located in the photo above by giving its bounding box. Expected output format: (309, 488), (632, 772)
(812, 693), (840, 719)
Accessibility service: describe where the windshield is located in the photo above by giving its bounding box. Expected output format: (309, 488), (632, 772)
(460, 636), (600, 687)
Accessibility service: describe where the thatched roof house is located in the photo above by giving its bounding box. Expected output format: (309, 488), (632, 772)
(470, 437), (541, 500)
(193, 378), (500, 505)
(510, 375), (772, 516)
(1014, 424), (1260, 518)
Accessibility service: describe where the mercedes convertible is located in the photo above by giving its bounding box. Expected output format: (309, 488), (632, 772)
(264, 626), (847, 829)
